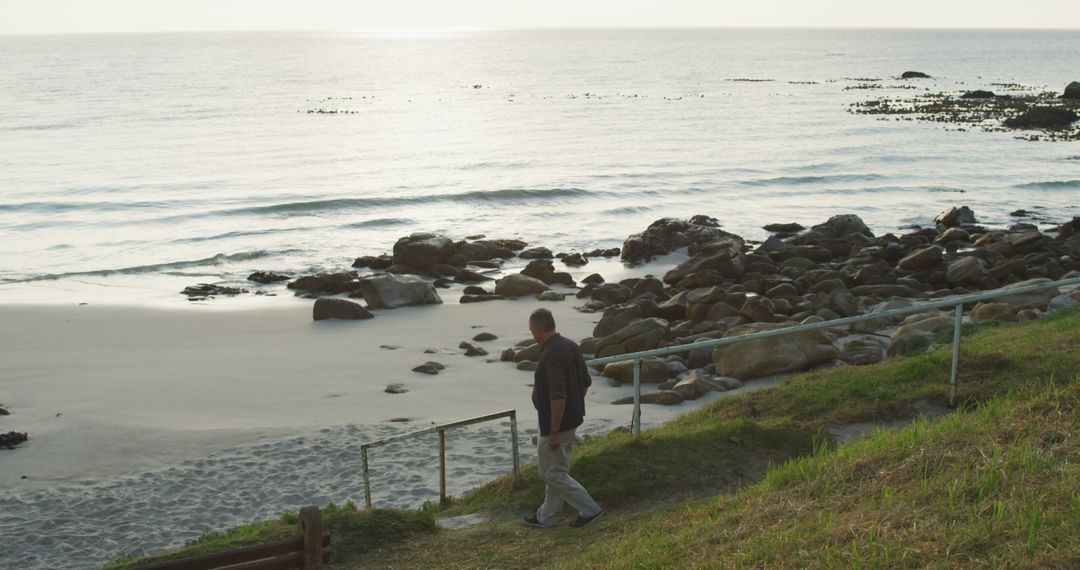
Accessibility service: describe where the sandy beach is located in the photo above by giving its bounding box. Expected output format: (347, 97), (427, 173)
(0, 254), (780, 568)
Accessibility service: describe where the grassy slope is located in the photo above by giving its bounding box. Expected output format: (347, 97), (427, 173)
(107, 307), (1080, 569)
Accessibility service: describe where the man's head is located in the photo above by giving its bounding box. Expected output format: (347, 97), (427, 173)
(529, 308), (557, 344)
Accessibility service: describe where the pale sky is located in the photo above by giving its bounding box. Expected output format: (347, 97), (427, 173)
(1, 0), (1079, 34)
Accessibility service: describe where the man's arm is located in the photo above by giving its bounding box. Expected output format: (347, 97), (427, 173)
(548, 398), (566, 448)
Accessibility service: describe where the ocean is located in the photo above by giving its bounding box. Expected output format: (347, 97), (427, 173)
(1, 28), (1079, 303)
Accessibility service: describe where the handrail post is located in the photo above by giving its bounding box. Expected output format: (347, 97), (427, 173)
(299, 506), (323, 570)
(950, 303), (963, 407)
(509, 411), (522, 486)
(632, 358), (642, 441)
(362, 447), (372, 509)
(438, 428), (447, 504)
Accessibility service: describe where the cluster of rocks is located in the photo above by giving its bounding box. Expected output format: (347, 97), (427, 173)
(851, 80), (1080, 141)
(0, 403), (28, 450)
(500, 210), (1080, 406)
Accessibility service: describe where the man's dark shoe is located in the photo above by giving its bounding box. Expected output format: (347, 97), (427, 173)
(569, 509), (603, 528)
(522, 514), (550, 528)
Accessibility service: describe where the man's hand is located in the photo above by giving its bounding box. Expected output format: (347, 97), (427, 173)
(548, 431), (560, 449)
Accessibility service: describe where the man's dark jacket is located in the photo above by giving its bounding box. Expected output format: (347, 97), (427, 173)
(532, 334), (592, 436)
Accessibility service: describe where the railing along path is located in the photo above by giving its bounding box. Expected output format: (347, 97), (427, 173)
(358, 276), (1080, 506)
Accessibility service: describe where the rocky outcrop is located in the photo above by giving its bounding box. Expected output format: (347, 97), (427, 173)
(312, 298), (374, 320)
(356, 274), (442, 309)
(713, 323), (838, 379)
(621, 216), (744, 265)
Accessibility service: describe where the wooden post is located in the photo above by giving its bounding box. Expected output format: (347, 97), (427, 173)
(439, 428), (447, 503)
(299, 506), (323, 570)
(509, 411), (522, 487)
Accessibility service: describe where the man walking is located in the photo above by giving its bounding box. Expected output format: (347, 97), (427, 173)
(523, 308), (604, 528)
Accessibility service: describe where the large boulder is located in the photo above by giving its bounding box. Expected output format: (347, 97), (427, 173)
(356, 274), (442, 309)
(591, 283), (633, 305)
(601, 357), (668, 384)
(455, 240), (514, 261)
(664, 247), (746, 285)
(392, 233), (456, 274)
(595, 318), (670, 358)
(1004, 107), (1079, 130)
(946, 257), (991, 287)
(521, 259), (575, 287)
(493, 274), (550, 297)
(934, 206), (976, 228)
(1063, 81), (1080, 100)
(886, 315), (954, 356)
(815, 214), (872, 238)
(713, 323), (838, 380)
(897, 246), (944, 271)
(971, 302), (1015, 323)
(839, 338), (886, 365)
(672, 369), (731, 400)
(996, 278), (1059, 311)
(313, 298), (374, 321)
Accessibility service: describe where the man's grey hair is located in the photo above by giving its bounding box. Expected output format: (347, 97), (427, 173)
(529, 308), (556, 332)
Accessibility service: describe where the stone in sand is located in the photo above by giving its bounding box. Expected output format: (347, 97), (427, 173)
(356, 274), (442, 309)
(385, 384), (408, 394)
(472, 332), (498, 342)
(0, 431), (28, 449)
(0, 403), (9, 416)
(536, 291), (567, 302)
(412, 362), (445, 375)
(312, 298), (374, 321)
(494, 274), (550, 297)
(901, 71), (931, 79)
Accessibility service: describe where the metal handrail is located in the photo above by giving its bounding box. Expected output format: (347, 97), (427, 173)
(360, 409), (521, 508)
(586, 276), (1080, 440)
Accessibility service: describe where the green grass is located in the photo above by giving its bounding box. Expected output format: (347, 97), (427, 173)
(105, 305), (1080, 569)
